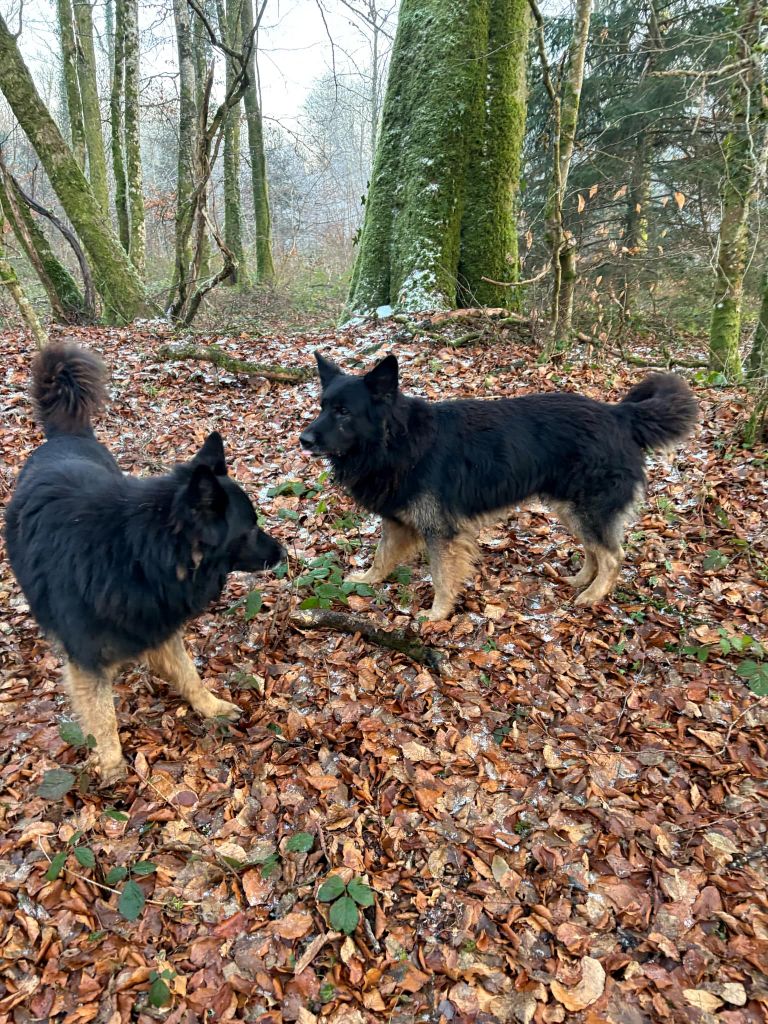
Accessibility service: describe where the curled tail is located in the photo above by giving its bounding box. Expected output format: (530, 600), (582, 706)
(31, 344), (107, 435)
(617, 373), (698, 450)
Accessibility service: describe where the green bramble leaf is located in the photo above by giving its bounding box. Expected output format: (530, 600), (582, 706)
(118, 880), (145, 921)
(286, 832), (314, 853)
(74, 846), (96, 869)
(45, 850), (68, 881)
(37, 769), (76, 800)
(105, 866), (128, 886)
(329, 895), (359, 934)
(317, 875), (346, 901)
(347, 877), (374, 907)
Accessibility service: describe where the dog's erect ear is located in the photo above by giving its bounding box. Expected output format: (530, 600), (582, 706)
(184, 464), (228, 519)
(315, 351), (343, 388)
(192, 431), (227, 476)
(364, 354), (398, 401)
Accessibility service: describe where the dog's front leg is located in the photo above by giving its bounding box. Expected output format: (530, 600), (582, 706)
(146, 632), (241, 721)
(64, 663), (126, 785)
(345, 518), (421, 585)
(424, 532), (479, 621)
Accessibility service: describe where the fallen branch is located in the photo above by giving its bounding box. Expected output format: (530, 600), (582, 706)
(291, 608), (442, 669)
(156, 344), (311, 383)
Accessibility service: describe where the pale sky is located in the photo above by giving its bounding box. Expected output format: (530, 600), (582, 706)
(1, 0), (396, 127)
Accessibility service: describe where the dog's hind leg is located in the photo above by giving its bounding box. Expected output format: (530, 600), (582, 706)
(145, 632), (241, 721)
(345, 518), (421, 585)
(552, 502), (598, 589)
(424, 531), (479, 621)
(573, 545), (622, 605)
(64, 663), (126, 786)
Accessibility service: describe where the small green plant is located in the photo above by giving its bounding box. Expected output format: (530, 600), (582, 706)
(147, 968), (174, 1008)
(702, 548), (730, 571)
(267, 476), (326, 500)
(296, 552), (375, 609)
(317, 874), (374, 934)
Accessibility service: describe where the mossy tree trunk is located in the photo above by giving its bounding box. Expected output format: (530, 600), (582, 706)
(748, 269), (768, 380)
(241, 0), (274, 284)
(348, 0), (529, 316)
(56, 0), (86, 167)
(0, 11), (153, 321)
(708, 0), (765, 381)
(541, 0), (593, 353)
(73, 0), (110, 214)
(171, 0), (198, 309)
(110, 0), (130, 252)
(0, 163), (87, 322)
(218, 0), (248, 287)
(192, 5), (212, 282)
(123, 0), (145, 277)
(458, 0), (530, 309)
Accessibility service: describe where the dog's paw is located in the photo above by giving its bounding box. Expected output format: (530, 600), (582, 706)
(205, 697), (242, 722)
(573, 588), (607, 607)
(423, 606), (453, 623)
(98, 757), (129, 788)
(344, 570), (378, 585)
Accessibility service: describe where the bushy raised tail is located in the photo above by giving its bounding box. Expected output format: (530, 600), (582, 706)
(31, 344), (107, 435)
(616, 373), (698, 450)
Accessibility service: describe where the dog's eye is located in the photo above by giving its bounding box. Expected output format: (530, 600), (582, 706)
(336, 405), (348, 416)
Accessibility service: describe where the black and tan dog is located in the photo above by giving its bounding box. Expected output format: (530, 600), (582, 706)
(5, 345), (284, 784)
(300, 352), (697, 621)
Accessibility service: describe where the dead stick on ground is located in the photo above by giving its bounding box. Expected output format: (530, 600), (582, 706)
(291, 608), (442, 670)
(156, 343), (312, 384)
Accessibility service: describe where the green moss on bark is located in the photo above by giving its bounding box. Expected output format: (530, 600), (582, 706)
(73, 0), (110, 213)
(459, 0), (530, 309)
(747, 270), (768, 380)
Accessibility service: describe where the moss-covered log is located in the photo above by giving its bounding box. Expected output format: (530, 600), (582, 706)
(155, 343), (311, 383)
(458, 0), (530, 309)
(241, 0), (274, 284)
(291, 608), (443, 669)
(0, 11), (153, 322)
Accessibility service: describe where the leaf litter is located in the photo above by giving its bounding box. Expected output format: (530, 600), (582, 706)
(0, 319), (766, 1023)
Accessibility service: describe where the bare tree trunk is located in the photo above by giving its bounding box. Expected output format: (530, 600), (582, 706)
(123, 0), (145, 277)
(110, 0), (130, 252)
(0, 12), (153, 321)
(56, 0), (87, 167)
(241, 0), (274, 283)
(73, 0), (110, 214)
(540, 0), (593, 355)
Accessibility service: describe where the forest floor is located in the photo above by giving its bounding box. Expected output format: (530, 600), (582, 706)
(0, 315), (766, 1024)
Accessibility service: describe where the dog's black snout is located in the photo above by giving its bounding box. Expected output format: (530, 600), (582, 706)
(299, 430), (316, 450)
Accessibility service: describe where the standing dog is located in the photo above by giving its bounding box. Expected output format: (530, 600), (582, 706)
(5, 345), (284, 784)
(300, 352), (697, 621)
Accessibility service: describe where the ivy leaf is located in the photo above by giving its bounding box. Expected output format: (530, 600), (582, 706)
(104, 807), (129, 822)
(148, 974), (172, 1008)
(105, 866), (128, 886)
(131, 861), (157, 876)
(118, 880), (145, 921)
(74, 846), (96, 869)
(244, 590), (263, 620)
(286, 831), (315, 854)
(37, 769), (76, 800)
(329, 895), (359, 934)
(45, 850), (68, 881)
(317, 875), (346, 901)
(347, 877), (374, 907)
(58, 720), (85, 747)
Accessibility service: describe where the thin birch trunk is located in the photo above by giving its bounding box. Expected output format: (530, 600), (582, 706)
(73, 0), (110, 213)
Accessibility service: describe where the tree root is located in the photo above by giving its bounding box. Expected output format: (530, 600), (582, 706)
(291, 608), (443, 669)
(156, 343), (312, 383)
